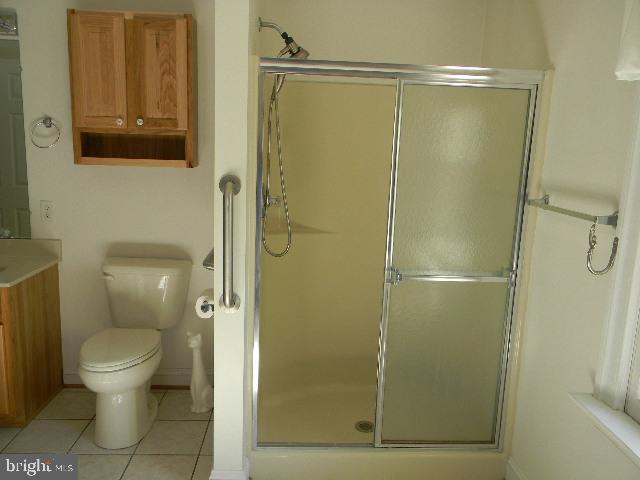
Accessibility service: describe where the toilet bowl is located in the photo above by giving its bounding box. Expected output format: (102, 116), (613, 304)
(79, 328), (162, 449)
(78, 257), (191, 449)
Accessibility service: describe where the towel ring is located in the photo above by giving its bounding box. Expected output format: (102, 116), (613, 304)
(587, 221), (619, 276)
(30, 116), (60, 149)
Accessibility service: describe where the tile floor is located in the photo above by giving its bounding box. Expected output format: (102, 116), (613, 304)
(0, 389), (213, 480)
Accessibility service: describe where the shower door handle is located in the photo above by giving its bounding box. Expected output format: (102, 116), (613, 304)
(219, 174), (241, 311)
(386, 267), (511, 284)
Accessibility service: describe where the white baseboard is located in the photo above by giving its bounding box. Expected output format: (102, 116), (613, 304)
(506, 457), (529, 480)
(211, 469), (249, 480)
(63, 368), (213, 387)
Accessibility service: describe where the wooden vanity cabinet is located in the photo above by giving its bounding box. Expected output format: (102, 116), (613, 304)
(0, 325), (9, 415)
(0, 266), (63, 427)
(68, 10), (196, 168)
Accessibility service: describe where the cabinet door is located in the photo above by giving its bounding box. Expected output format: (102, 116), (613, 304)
(129, 15), (188, 130)
(68, 12), (127, 129)
(0, 324), (9, 415)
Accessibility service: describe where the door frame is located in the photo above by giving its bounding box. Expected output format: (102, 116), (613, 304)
(253, 58), (543, 451)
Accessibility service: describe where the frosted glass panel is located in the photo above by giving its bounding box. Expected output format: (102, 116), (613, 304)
(381, 281), (509, 443)
(393, 85), (530, 273)
(380, 83), (531, 445)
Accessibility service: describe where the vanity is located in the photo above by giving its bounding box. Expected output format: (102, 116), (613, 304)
(0, 240), (62, 427)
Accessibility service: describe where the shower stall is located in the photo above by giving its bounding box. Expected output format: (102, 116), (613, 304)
(253, 59), (541, 450)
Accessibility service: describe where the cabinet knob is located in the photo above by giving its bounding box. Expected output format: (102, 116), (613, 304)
(115, 117), (124, 127)
(136, 117), (144, 126)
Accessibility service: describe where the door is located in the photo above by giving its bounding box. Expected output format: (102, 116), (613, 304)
(68, 12), (127, 129)
(0, 42), (30, 238)
(377, 82), (532, 445)
(128, 15), (188, 130)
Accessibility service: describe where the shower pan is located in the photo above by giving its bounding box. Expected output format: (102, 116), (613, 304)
(253, 59), (542, 451)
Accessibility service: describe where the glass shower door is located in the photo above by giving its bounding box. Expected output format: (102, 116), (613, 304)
(378, 82), (532, 445)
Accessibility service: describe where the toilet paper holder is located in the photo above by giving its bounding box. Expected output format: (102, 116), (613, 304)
(200, 249), (215, 315)
(200, 299), (214, 314)
(202, 247), (215, 271)
(195, 289), (215, 319)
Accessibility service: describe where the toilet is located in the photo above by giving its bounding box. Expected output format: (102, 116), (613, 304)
(78, 257), (192, 449)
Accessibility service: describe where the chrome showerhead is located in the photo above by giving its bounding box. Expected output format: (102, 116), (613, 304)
(280, 39), (309, 59)
(280, 39), (309, 60)
(292, 47), (310, 59)
(259, 17), (309, 59)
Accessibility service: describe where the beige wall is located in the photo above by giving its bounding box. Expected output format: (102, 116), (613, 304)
(508, 0), (640, 479)
(3, 0), (215, 385)
(258, 0), (549, 69)
(481, 0), (550, 69)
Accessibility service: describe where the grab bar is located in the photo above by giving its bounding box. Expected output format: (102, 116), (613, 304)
(219, 175), (241, 310)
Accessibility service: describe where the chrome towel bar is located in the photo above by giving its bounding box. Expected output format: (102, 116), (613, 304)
(527, 194), (619, 275)
(526, 194), (618, 227)
(219, 175), (241, 310)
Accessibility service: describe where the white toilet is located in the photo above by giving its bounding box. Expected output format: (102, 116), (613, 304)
(78, 257), (191, 449)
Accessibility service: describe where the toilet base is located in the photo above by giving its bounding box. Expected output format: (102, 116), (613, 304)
(94, 383), (158, 449)
(78, 345), (162, 450)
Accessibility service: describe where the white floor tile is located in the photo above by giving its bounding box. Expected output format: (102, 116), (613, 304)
(136, 421), (207, 455)
(199, 421), (213, 456)
(71, 421), (138, 455)
(4, 420), (89, 453)
(78, 454), (131, 480)
(37, 390), (96, 420)
(0, 428), (21, 451)
(157, 391), (211, 421)
(192, 456), (212, 480)
(122, 455), (197, 480)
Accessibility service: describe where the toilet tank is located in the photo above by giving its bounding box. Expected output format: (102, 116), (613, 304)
(102, 257), (192, 330)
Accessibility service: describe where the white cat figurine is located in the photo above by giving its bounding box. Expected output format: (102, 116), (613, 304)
(187, 332), (213, 413)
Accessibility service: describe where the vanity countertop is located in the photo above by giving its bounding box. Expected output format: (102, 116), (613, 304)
(0, 239), (62, 288)
(0, 253), (60, 288)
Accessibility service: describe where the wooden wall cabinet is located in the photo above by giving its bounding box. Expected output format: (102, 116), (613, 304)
(0, 266), (63, 427)
(68, 10), (196, 168)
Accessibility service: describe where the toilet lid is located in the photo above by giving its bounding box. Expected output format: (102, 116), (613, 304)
(80, 328), (161, 371)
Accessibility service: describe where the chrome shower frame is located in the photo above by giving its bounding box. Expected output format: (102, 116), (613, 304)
(253, 57), (544, 451)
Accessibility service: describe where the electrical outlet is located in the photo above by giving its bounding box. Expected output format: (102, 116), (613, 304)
(40, 200), (53, 221)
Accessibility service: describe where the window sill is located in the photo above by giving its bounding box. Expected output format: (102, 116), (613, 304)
(571, 393), (640, 468)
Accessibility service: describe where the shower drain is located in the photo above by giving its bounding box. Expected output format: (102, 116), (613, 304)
(354, 420), (374, 433)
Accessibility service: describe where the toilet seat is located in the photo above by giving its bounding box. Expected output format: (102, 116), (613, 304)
(80, 328), (161, 373)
